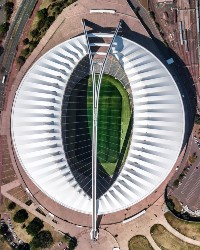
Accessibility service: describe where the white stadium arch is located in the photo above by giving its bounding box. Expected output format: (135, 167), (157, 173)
(11, 34), (185, 214)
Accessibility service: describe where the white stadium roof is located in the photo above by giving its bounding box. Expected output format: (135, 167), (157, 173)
(11, 34), (185, 214)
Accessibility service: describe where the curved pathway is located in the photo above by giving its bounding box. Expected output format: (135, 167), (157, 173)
(145, 234), (160, 250)
(160, 213), (200, 246)
(104, 195), (200, 250)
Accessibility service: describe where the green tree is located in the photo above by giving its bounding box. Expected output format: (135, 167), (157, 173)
(0, 22), (10, 34)
(30, 230), (53, 249)
(182, 212), (190, 220)
(4, 2), (14, 20)
(23, 38), (29, 45)
(166, 199), (175, 211)
(55, 6), (61, 13)
(7, 201), (16, 210)
(0, 46), (4, 56)
(69, 237), (77, 250)
(29, 40), (39, 52)
(0, 224), (8, 235)
(179, 173), (185, 180)
(173, 179), (179, 188)
(21, 47), (30, 57)
(13, 209), (28, 223)
(37, 19), (46, 29)
(45, 16), (55, 28)
(149, 11), (155, 20)
(64, 234), (77, 250)
(26, 217), (44, 236)
(155, 22), (160, 29)
(31, 29), (39, 38)
(4, 2), (14, 13)
(17, 243), (30, 250)
(17, 56), (26, 66)
(195, 114), (200, 124)
(37, 8), (48, 19)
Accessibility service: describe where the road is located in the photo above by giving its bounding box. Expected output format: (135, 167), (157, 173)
(0, 0), (38, 111)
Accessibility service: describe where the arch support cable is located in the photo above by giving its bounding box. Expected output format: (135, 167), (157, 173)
(82, 19), (122, 241)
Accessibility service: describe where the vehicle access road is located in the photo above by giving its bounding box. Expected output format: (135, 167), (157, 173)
(0, 0), (38, 110)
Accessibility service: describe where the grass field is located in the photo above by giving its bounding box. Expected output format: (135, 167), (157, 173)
(165, 212), (200, 241)
(128, 235), (153, 250)
(0, 197), (64, 247)
(87, 74), (131, 176)
(150, 224), (200, 250)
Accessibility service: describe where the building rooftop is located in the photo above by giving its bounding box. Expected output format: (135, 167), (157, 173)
(11, 34), (185, 215)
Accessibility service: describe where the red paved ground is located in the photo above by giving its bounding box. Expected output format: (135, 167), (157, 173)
(0, 135), (2, 203)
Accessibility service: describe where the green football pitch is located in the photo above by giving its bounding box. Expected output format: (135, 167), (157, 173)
(87, 74), (132, 176)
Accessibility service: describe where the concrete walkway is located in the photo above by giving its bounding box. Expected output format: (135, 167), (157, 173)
(104, 195), (200, 250)
(161, 213), (200, 246)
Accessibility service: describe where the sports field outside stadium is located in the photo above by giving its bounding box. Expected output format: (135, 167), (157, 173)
(87, 74), (132, 176)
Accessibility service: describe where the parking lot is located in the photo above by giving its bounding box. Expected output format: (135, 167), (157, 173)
(1, 213), (29, 249)
(168, 125), (200, 213)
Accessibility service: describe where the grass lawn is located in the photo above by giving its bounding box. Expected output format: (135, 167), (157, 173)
(21, 0), (77, 61)
(28, 0), (55, 34)
(169, 196), (182, 212)
(150, 224), (200, 250)
(0, 239), (12, 250)
(12, 208), (63, 245)
(0, 197), (63, 246)
(165, 211), (200, 241)
(87, 74), (131, 176)
(128, 235), (153, 250)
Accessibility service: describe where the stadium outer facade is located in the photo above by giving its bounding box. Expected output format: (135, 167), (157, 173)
(1, 0), (186, 229)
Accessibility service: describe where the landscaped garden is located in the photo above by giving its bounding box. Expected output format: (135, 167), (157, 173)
(0, 1), (14, 36)
(150, 224), (200, 250)
(0, 198), (77, 249)
(166, 196), (182, 212)
(18, 0), (77, 66)
(165, 211), (200, 241)
(128, 235), (153, 250)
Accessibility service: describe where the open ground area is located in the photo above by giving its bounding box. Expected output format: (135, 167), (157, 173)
(0, 197), (64, 248)
(0, 239), (12, 250)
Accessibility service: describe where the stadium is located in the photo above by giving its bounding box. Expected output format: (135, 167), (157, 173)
(3, 0), (187, 240)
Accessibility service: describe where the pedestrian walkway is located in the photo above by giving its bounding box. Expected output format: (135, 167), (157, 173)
(103, 196), (200, 250)
(161, 213), (200, 246)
